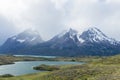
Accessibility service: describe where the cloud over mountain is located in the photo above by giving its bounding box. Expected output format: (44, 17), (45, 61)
(0, 0), (120, 45)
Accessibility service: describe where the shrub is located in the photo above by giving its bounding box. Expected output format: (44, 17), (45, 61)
(0, 74), (14, 77)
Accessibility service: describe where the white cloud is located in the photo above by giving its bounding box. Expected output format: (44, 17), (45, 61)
(61, 0), (120, 39)
(51, 0), (68, 9)
(106, 0), (120, 3)
(0, 0), (120, 45)
(0, 0), (66, 41)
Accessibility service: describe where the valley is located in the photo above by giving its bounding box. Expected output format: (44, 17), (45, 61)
(0, 27), (120, 80)
(0, 54), (119, 80)
(0, 0), (119, 80)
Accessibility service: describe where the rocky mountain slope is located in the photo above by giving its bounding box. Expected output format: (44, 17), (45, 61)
(0, 27), (120, 56)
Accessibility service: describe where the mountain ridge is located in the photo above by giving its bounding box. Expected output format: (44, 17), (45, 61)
(0, 27), (120, 56)
(0, 29), (43, 53)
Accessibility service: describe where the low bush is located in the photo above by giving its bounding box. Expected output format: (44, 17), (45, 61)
(0, 74), (14, 78)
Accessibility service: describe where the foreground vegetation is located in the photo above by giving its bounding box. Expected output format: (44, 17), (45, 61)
(0, 55), (120, 80)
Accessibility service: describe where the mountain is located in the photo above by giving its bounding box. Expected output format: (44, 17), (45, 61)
(49, 28), (79, 49)
(39, 27), (120, 56)
(48, 27), (119, 49)
(0, 29), (43, 53)
(0, 27), (120, 56)
(77, 27), (120, 56)
(80, 27), (117, 43)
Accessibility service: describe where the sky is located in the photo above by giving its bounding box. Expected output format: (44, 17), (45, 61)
(0, 0), (120, 45)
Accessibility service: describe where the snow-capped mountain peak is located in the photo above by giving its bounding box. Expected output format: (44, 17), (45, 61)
(57, 28), (78, 38)
(78, 27), (120, 45)
(0, 28), (44, 53)
(87, 27), (107, 38)
(1, 27), (120, 56)
(53, 27), (119, 46)
(10, 28), (43, 44)
(68, 28), (78, 35)
(80, 27), (109, 42)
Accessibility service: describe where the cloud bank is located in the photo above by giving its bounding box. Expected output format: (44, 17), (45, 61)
(0, 0), (120, 45)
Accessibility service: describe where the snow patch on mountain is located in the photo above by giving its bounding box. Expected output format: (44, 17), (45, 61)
(77, 35), (85, 43)
(17, 39), (25, 43)
(12, 36), (17, 40)
(31, 37), (37, 41)
(85, 27), (108, 41)
(54, 27), (120, 46)
(4, 28), (44, 46)
(79, 27), (119, 45)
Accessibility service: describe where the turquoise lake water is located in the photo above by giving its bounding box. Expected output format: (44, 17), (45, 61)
(0, 61), (82, 76)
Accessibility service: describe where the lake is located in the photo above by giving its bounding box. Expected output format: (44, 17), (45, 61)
(14, 55), (56, 58)
(0, 61), (82, 76)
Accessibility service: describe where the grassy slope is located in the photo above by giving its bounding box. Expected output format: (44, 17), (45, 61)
(0, 55), (120, 80)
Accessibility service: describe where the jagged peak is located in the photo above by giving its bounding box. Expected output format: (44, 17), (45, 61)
(86, 27), (105, 35)
(88, 27), (100, 31)
(80, 27), (116, 43)
(57, 28), (78, 38)
(51, 27), (119, 45)
(82, 27), (107, 37)
(68, 28), (78, 35)
(10, 28), (43, 44)
(69, 28), (78, 33)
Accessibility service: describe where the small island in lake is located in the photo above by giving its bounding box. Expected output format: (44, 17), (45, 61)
(33, 64), (59, 71)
